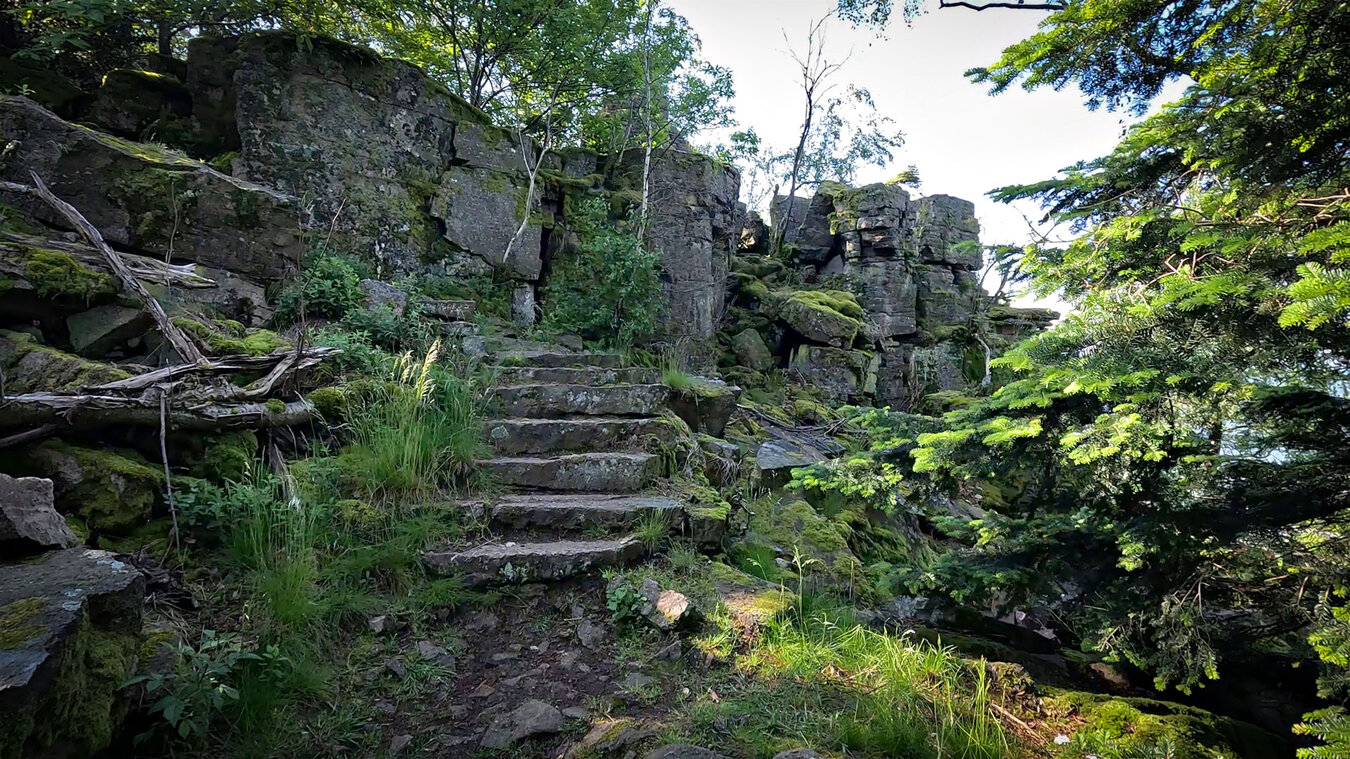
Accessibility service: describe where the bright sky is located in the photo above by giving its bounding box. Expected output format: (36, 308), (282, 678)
(667, 0), (1149, 306)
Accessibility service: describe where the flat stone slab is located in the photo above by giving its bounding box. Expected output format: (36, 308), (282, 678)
(425, 537), (644, 586)
(480, 453), (657, 492)
(482, 494), (683, 531)
(498, 351), (625, 369)
(493, 366), (661, 386)
(496, 384), (670, 418)
(484, 416), (664, 455)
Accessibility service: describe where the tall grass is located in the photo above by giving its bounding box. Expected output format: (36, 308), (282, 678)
(748, 596), (1012, 758)
(340, 340), (487, 501)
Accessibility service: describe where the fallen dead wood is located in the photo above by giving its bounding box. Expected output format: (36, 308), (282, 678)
(0, 393), (316, 431)
(0, 174), (207, 364)
(0, 231), (217, 289)
(89, 347), (341, 394)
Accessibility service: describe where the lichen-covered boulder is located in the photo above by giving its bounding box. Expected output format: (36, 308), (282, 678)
(66, 305), (153, 357)
(0, 547), (145, 759)
(0, 474), (78, 552)
(189, 32), (541, 281)
(777, 290), (862, 347)
(3, 440), (163, 534)
(0, 96), (303, 280)
(668, 378), (742, 437)
(788, 345), (877, 402)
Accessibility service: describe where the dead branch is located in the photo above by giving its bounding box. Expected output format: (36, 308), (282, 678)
(0, 393), (316, 431)
(0, 231), (217, 289)
(0, 175), (207, 364)
(88, 347), (341, 394)
(940, 0), (1064, 9)
(0, 424), (57, 450)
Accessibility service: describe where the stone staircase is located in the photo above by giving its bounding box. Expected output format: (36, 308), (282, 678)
(426, 350), (689, 587)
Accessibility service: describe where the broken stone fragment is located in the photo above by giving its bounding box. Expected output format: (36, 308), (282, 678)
(359, 279), (408, 316)
(730, 328), (775, 372)
(0, 474), (78, 551)
(667, 377), (742, 437)
(479, 698), (563, 750)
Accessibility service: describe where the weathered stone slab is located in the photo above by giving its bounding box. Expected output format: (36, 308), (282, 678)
(730, 328), (775, 372)
(426, 537), (644, 586)
(0, 548), (144, 758)
(496, 350), (625, 369)
(484, 416), (665, 455)
(492, 366), (660, 386)
(496, 383), (670, 418)
(431, 165), (540, 280)
(917, 265), (976, 329)
(852, 258), (917, 339)
(480, 494), (682, 532)
(423, 299), (476, 322)
(65, 305), (153, 357)
(480, 453), (658, 492)
(85, 69), (192, 139)
(480, 699), (563, 749)
(0, 474), (78, 551)
(0, 96), (303, 280)
(779, 293), (861, 347)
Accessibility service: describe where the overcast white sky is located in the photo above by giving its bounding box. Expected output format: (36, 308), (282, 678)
(667, 0), (1153, 305)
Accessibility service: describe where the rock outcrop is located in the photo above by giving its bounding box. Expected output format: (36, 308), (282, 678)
(741, 181), (1055, 409)
(0, 96), (303, 280)
(0, 548), (145, 759)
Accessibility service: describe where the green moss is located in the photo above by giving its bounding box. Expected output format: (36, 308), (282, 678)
(36, 617), (139, 757)
(0, 597), (46, 649)
(173, 317), (290, 356)
(0, 331), (130, 393)
(784, 289), (864, 319)
(1044, 690), (1286, 759)
(23, 250), (117, 302)
(264, 398), (286, 415)
(2, 440), (162, 534)
(190, 430), (257, 482)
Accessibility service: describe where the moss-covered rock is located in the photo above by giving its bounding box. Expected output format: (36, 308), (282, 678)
(2, 440), (163, 534)
(173, 317), (290, 356)
(667, 377), (742, 437)
(0, 331), (130, 393)
(1043, 690), (1287, 759)
(188, 430), (258, 483)
(86, 69), (193, 142)
(775, 289), (863, 348)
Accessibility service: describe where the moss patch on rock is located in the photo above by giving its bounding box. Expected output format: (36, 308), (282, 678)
(188, 430), (258, 482)
(2, 440), (163, 534)
(22, 249), (118, 302)
(0, 330), (131, 393)
(174, 317), (289, 356)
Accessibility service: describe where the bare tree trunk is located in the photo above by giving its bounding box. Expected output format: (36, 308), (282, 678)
(638, 0), (657, 237)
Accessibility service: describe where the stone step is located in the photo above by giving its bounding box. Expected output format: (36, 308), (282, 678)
(423, 298), (476, 321)
(425, 537), (644, 586)
(485, 416), (664, 455)
(498, 351), (625, 368)
(476, 494), (683, 531)
(496, 384), (669, 418)
(481, 453), (658, 492)
(493, 366), (661, 386)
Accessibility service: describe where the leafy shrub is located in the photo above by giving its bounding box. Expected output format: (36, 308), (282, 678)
(128, 630), (293, 744)
(541, 196), (662, 348)
(338, 301), (425, 350)
(605, 579), (651, 630)
(274, 249), (365, 325)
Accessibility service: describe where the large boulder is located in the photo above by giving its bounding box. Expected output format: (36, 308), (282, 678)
(777, 290), (862, 348)
(85, 69), (192, 139)
(729, 328), (775, 372)
(0, 96), (303, 280)
(188, 32), (542, 281)
(0, 331), (131, 394)
(788, 345), (877, 402)
(0, 475), (78, 552)
(917, 195), (981, 269)
(0, 548), (145, 759)
(668, 378), (742, 437)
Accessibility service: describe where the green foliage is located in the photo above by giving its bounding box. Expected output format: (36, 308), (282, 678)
(605, 579), (650, 630)
(273, 249), (365, 325)
(127, 630), (293, 744)
(888, 0), (1350, 719)
(540, 196), (662, 348)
